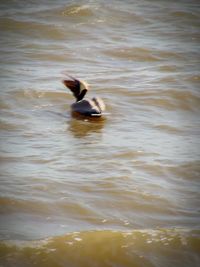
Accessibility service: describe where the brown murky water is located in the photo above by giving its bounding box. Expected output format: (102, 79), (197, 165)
(0, 0), (200, 266)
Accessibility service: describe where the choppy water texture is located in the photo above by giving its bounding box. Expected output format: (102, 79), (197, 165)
(0, 0), (200, 266)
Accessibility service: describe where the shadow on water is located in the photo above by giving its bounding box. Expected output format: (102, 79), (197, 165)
(68, 112), (106, 138)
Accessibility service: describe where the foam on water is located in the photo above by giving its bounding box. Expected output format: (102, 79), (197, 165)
(1, 229), (200, 267)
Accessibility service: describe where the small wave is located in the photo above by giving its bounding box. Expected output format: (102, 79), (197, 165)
(153, 124), (183, 134)
(27, 52), (75, 62)
(0, 99), (10, 110)
(134, 160), (200, 180)
(0, 229), (199, 267)
(126, 89), (200, 112)
(167, 161), (200, 181)
(0, 120), (22, 131)
(158, 65), (179, 72)
(103, 47), (161, 62)
(0, 197), (52, 216)
(12, 89), (70, 103)
(0, 17), (65, 40)
(61, 4), (95, 18)
(108, 87), (200, 112)
(170, 11), (199, 20)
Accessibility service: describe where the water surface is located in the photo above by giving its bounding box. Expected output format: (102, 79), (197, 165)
(0, 0), (200, 266)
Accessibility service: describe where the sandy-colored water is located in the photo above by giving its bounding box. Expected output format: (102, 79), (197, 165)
(0, 0), (200, 266)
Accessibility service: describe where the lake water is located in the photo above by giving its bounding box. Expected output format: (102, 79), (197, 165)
(0, 0), (200, 266)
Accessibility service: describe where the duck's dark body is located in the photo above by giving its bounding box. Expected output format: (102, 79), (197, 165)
(63, 75), (105, 117)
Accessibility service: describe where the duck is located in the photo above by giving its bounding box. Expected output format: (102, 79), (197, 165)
(62, 75), (105, 117)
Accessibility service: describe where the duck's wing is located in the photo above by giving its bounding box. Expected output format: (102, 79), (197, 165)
(62, 77), (81, 100)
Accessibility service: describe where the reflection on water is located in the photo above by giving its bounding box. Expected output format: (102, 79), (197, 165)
(68, 113), (106, 138)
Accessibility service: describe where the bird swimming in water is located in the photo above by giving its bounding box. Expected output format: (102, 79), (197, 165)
(62, 75), (105, 117)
